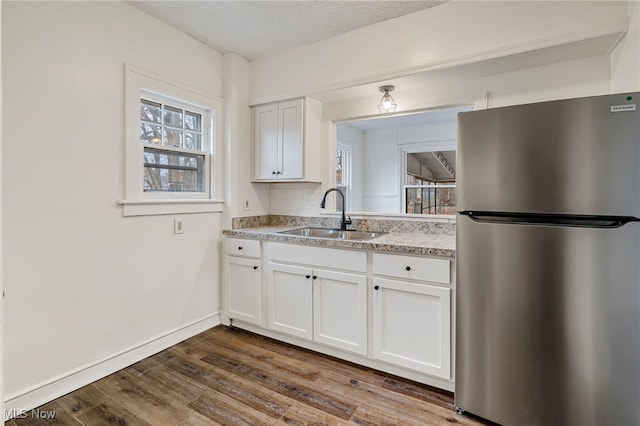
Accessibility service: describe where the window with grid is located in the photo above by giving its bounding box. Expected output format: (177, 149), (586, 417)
(122, 65), (223, 216)
(139, 97), (208, 193)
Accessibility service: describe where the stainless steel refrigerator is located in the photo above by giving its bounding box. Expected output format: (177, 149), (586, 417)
(455, 92), (640, 426)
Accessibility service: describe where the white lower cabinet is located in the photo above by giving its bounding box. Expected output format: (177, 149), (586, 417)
(224, 238), (263, 326)
(373, 277), (451, 379)
(226, 257), (262, 325)
(267, 262), (313, 339)
(313, 269), (367, 355)
(372, 253), (452, 379)
(266, 243), (368, 355)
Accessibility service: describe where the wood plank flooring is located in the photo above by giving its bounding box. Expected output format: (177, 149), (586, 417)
(7, 326), (492, 425)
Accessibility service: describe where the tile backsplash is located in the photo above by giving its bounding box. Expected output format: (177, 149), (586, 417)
(232, 215), (456, 235)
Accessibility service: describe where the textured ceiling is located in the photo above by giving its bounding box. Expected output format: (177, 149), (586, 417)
(128, 1), (446, 60)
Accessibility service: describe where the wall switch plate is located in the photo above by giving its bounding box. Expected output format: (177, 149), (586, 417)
(174, 218), (184, 234)
(243, 200), (250, 210)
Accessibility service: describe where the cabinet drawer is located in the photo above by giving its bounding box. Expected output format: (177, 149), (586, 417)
(373, 253), (450, 284)
(226, 238), (261, 257)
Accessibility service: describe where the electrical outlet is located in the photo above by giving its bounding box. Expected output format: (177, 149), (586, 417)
(174, 218), (184, 234)
(243, 200), (250, 211)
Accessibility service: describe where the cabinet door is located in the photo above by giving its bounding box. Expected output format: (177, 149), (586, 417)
(253, 103), (279, 180)
(373, 277), (451, 379)
(313, 269), (367, 355)
(226, 256), (262, 325)
(267, 261), (313, 339)
(278, 99), (303, 179)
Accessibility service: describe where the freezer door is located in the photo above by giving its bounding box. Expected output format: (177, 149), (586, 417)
(455, 215), (640, 426)
(457, 92), (640, 216)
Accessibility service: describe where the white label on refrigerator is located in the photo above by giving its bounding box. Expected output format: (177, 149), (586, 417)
(611, 104), (636, 112)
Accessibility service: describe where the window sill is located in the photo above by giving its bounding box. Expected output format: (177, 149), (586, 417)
(117, 199), (224, 217)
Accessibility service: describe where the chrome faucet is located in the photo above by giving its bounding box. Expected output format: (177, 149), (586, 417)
(320, 188), (352, 230)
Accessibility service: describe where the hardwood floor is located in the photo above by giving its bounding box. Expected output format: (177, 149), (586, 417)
(7, 326), (491, 425)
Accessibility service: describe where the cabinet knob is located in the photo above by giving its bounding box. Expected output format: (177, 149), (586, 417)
(306, 275), (311, 279)
(253, 266), (258, 270)
(238, 246), (243, 250)
(405, 266), (411, 271)
(313, 275), (317, 280)
(272, 171), (276, 175)
(276, 171), (281, 175)
(374, 285), (380, 290)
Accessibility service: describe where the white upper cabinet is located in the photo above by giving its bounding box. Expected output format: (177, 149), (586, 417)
(252, 98), (322, 182)
(253, 103), (280, 180)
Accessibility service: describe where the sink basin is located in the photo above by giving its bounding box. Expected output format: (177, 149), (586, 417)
(277, 227), (386, 241)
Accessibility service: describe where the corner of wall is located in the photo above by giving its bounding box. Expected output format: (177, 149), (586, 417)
(610, 1), (640, 92)
(223, 53), (271, 226)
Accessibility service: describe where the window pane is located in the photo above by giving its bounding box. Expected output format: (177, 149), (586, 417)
(185, 111), (202, 131)
(163, 128), (183, 147)
(140, 99), (161, 124)
(144, 168), (199, 192)
(140, 123), (162, 144)
(184, 132), (202, 150)
(163, 106), (183, 128)
(143, 148), (204, 192)
(336, 150), (343, 185)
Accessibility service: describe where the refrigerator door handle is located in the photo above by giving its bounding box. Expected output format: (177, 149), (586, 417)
(459, 211), (638, 229)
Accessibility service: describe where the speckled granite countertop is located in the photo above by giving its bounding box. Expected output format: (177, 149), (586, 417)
(223, 226), (456, 258)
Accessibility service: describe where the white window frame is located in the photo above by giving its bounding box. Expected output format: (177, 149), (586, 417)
(399, 140), (456, 215)
(120, 65), (224, 216)
(336, 143), (351, 211)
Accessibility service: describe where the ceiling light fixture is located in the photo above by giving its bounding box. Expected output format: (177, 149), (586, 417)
(378, 85), (397, 114)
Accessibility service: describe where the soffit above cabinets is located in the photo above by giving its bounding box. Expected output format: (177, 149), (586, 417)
(312, 30), (626, 104)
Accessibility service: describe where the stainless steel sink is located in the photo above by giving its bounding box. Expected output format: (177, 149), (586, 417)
(276, 227), (386, 241)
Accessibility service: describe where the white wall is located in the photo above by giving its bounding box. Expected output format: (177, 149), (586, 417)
(362, 129), (400, 213)
(250, 1), (627, 103)
(611, 1), (640, 92)
(269, 183), (325, 216)
(358, 121), (458, 213)
(3, 1), (223, 409)
(223, 53), (270, 223)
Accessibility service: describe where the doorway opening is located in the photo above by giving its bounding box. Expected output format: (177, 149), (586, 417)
(335, 104), (473, 215)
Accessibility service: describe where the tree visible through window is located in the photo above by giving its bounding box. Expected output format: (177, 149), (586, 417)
(404, 151), (456, 214)
(139, 97), (208, 192)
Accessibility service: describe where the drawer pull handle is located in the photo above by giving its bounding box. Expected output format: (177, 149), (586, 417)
(306, 275), (311, 279)
(405, 266), (411, 271)
(374, 285), (380, 290)
(253, 266), (258, 270)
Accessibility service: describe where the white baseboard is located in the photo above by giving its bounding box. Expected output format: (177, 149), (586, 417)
(4, 313), (221, 420)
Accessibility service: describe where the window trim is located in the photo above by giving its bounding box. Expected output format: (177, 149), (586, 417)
(121, 64), (224, 216)
(336, 143), (352, 211)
